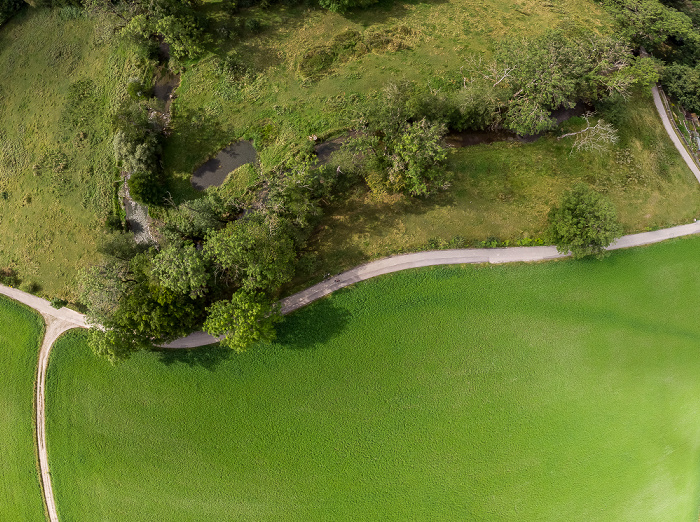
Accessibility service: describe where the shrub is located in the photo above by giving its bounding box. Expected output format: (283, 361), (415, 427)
(128, 171), (166, 206)
(0, 267), (20, 287)
(547, 183), (623, 259)
(127, 79), (152, 100)
(50, 297), (68, 309)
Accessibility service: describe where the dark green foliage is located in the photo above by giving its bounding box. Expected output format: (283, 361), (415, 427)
(80, 247), (208, 361)
(50, 297), (68, 308)
(0, 267), (20, 287)
(242, 16), (262, 33)
(386, 118), (450, 196)
(602, 0), (699, 52)
(152, 242), (211, 298)
(104, 212), (124, 232)
(162, 194), (231, 241)
(547, 183), (623, 259)
(350, 83), (451, 196)
(128, 170), (166, 206)
(0, 0), (23, 25)
(318, 0), (378, 13)
(126, 79), (151, 100)
(496, 30), (657, 135)
(204, 212), (296, 293)
(203, 291), (279, 351)
(661, 63), (700, 112)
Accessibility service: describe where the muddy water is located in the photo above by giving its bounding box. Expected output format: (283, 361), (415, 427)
(191, 141), (258, 190)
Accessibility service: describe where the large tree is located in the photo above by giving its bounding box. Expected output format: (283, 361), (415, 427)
(547, 183), (623, 259)
(203, 292), (280, 351)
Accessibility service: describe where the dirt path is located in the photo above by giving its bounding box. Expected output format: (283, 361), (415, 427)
(36, 316), (76, 522)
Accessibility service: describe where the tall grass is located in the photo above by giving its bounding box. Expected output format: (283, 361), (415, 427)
(0, 9), (144, 298)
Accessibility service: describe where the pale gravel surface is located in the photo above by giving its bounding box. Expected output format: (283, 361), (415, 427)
(3, 84), (699, 521)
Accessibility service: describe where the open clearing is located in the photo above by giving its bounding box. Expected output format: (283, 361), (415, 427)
(47, 236), (700, 521)
(0, 296), (45, 520)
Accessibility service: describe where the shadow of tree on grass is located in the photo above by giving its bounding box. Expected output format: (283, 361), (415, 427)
(276, 297), (352, 350)
(154, 344), (232, 371)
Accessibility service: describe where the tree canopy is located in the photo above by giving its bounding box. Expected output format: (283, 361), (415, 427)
(547, 183), (623, 259)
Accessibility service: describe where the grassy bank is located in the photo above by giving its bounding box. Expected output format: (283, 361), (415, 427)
(0, 9), (142, 299)
(292, 92), (700, 290)
(47, 237), (700, 520)
(0, 296), (45, 520)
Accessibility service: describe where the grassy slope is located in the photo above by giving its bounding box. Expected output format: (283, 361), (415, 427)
(0, 296), (45, 520)
(166, 0), (611, 187)
(299, 93), (700, 288)
(0, 9), (140, 299)
(47, 237), (700, 521)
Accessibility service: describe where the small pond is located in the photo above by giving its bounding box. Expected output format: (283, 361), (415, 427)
(191, 141), (258, 191)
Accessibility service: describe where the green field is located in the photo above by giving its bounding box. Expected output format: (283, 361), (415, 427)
(0, 296), (45, 521)
(47, 237), (700, 520)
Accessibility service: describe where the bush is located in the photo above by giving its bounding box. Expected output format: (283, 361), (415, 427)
(318, 0), (378, 13)
(127, 79), (152, 100)
(243, 17), (262, 33)
(0, 267), (20, 287)
(50, 297), (68, 309)
(661, 64), (700, 114)
(128, 171), (166, 206)
(105, 213), (124, 232)
(547, 183), (623, 259)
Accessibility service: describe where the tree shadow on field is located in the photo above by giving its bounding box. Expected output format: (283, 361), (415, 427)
(154, 345), (232, 371)
(277, 298), (352, 350)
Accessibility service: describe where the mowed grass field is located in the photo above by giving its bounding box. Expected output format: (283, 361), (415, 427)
(47, 237), (700, 521)
(0, 296), (45, 520)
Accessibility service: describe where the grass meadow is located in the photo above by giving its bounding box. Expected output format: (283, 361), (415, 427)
(47, 236), (700, 521)
(295, 93), (700, 290)
(0, 9), (144, 299)
(0, 296), (45, 520)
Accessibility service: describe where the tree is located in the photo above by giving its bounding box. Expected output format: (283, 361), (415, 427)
(662, 63), (700, 113)
(0, 0), (23, 25)
(557, 113), (619, 155)
(547, 183), (623, 259)
(204, 213), (295, 293)
(203, 292), (280, 351)
(387, 118), (450, 196)
(152, 242), (211, 298)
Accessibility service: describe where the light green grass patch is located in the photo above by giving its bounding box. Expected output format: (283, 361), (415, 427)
(0, 296), (45, 520)
(0, 10), (143, 298)
(47, 236), (700, 520)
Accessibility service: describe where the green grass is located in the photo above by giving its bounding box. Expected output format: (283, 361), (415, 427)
(292, 92), (700, 291)
(165, 0), (611, 194)
(0, 9), (144, 299)
(47, 237), (700, 520)
(0, 296), (45, 521)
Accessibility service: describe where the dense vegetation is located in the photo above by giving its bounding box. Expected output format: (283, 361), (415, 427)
(0, 296), (45, 521)
(48, 237), (700, 520)
(2, 0), (700, 353)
